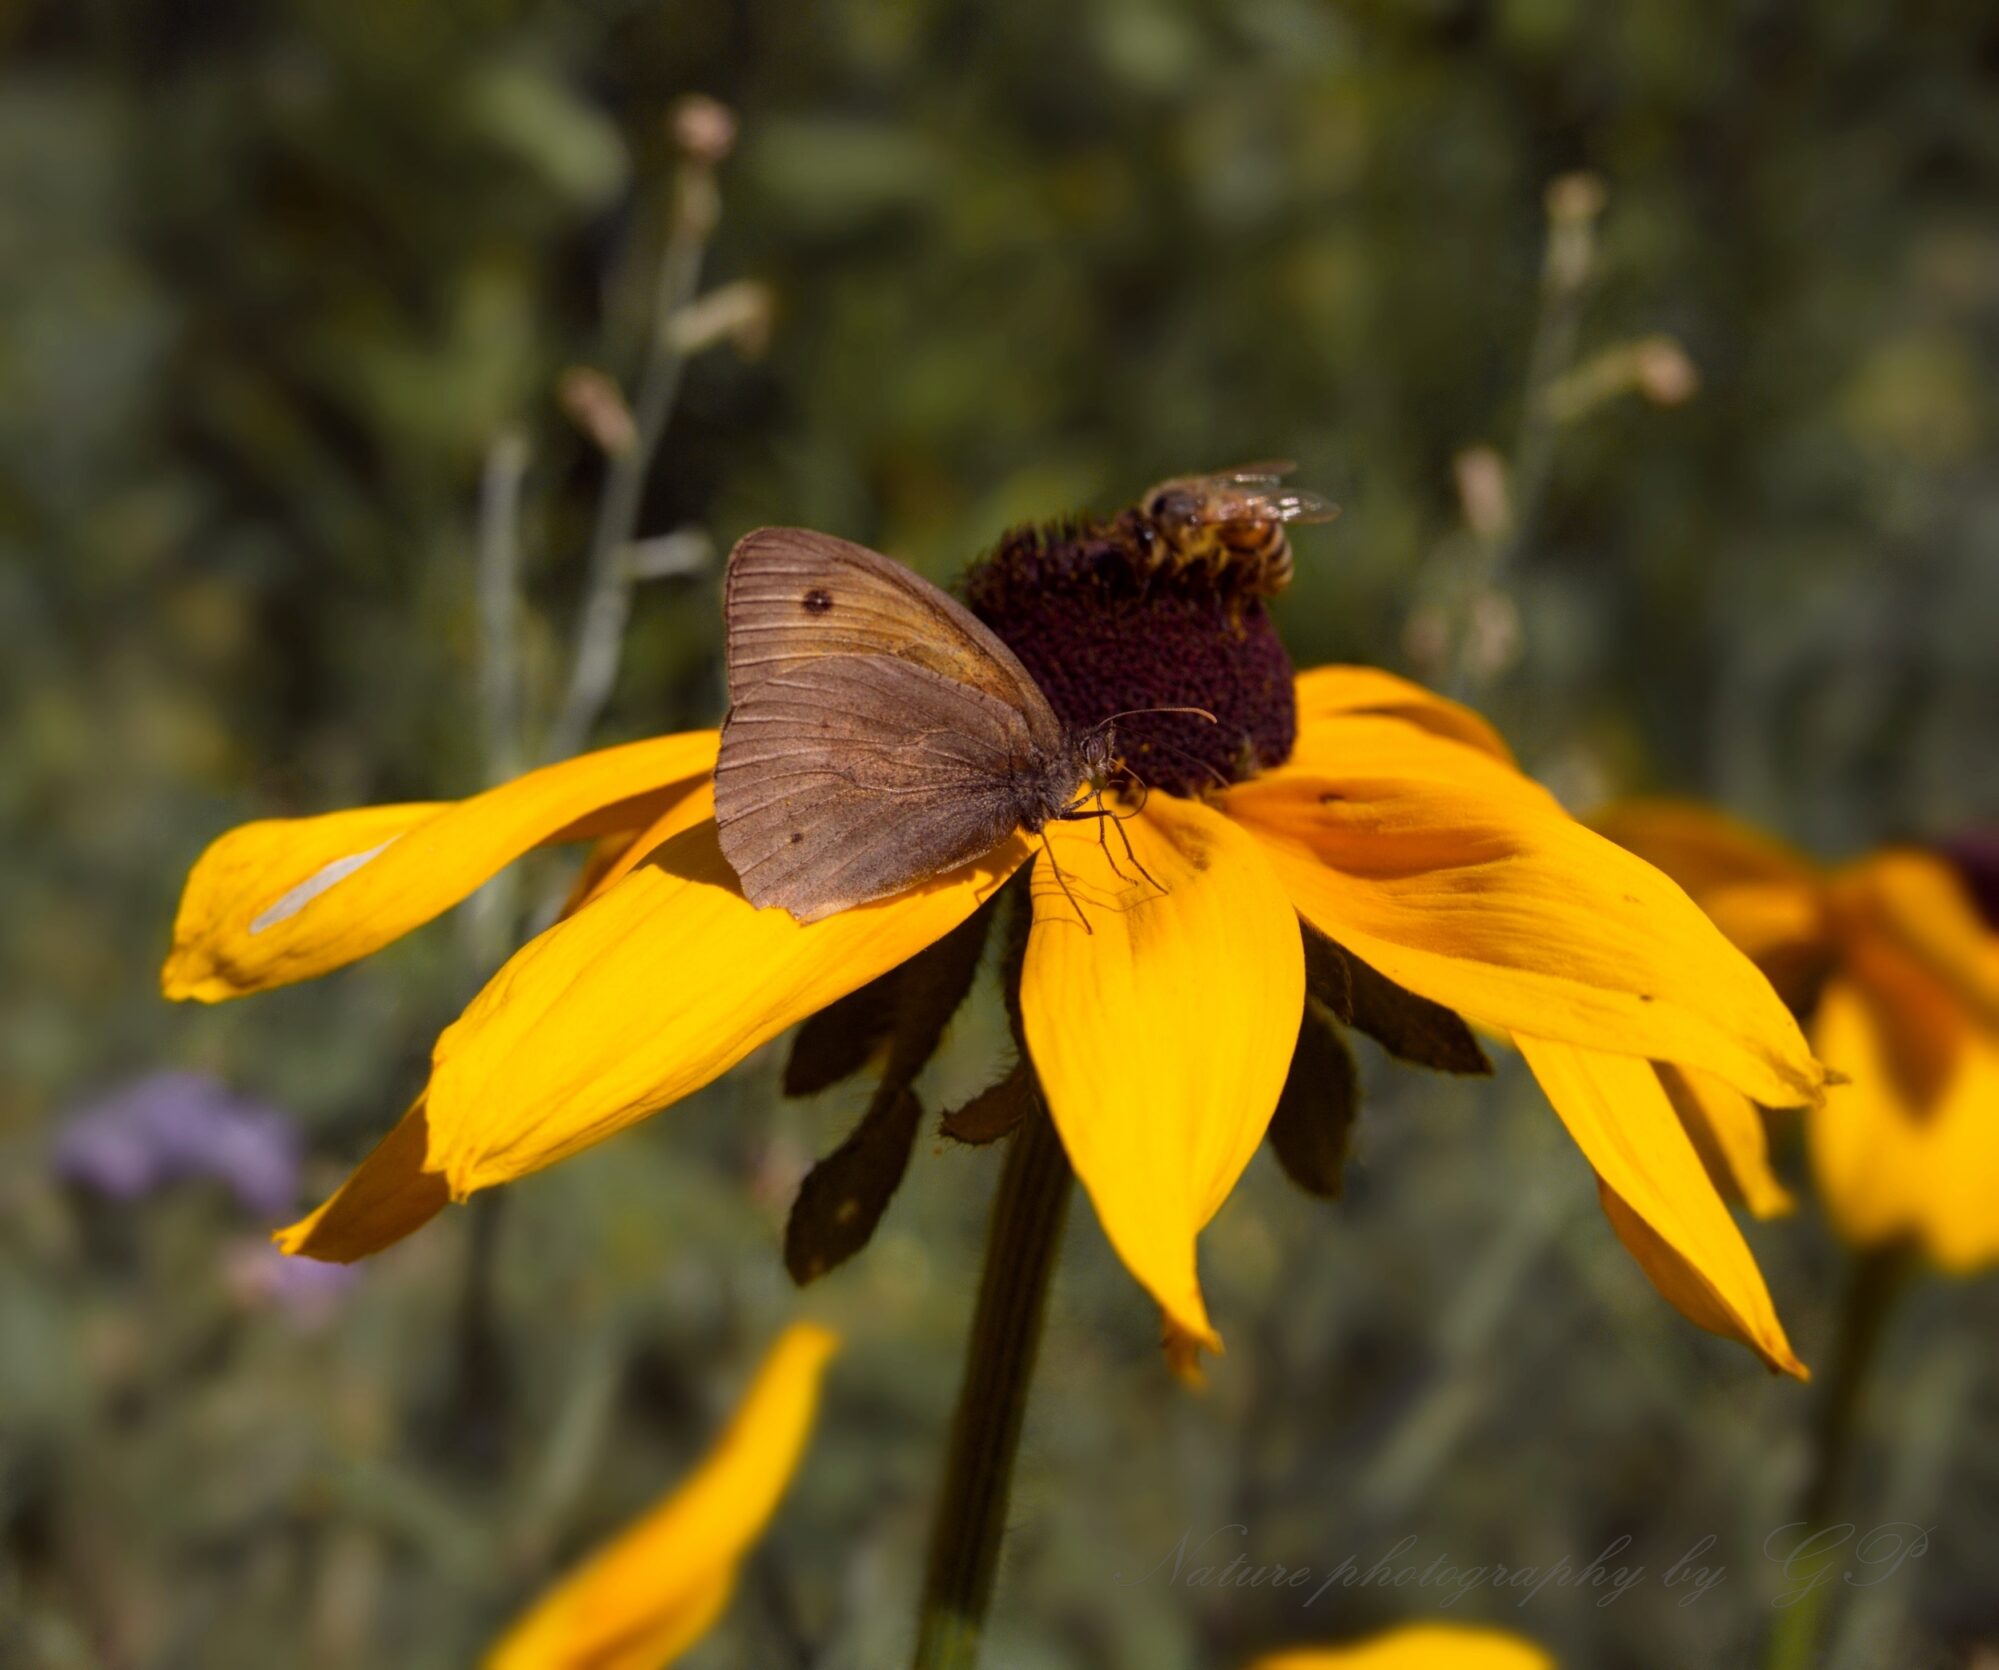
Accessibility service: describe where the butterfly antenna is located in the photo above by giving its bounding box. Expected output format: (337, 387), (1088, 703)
(1038, 830), (1093, 935)
(1091, 705), (1219, 731)
(1122, 735), (1230, 792)
(1100, 773), (1151, 821)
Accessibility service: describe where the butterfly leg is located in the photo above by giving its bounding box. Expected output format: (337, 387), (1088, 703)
(1104, 800), (1162, 894)
(1092, 805), (1138, 886)
(1036, 830), (1094, 934)
(1055, 797), (1162, 896)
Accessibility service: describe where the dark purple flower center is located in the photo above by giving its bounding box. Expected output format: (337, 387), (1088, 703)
(964, 512), (1297, 796)
(1935, 829), (1999, 932)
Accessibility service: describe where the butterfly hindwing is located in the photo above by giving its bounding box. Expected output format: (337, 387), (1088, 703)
(715, 529), (1071, 920)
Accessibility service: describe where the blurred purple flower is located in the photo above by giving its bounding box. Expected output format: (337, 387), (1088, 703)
(53, 1070), (301, 1219)
(221, 1240), (360, 1328)
(1935, 828), (1999, 932)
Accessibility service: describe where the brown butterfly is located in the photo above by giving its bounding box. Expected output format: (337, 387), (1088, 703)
(715, 528), (1159, 924)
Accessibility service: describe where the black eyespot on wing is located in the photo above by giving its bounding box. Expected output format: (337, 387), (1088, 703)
(802, 587), (834, 614)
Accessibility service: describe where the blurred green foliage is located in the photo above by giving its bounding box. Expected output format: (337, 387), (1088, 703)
(2, 2), (1996, 1667)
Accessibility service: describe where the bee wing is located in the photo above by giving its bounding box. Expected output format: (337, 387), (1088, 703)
(1217, 458), (1299, 484)
(1181, 462), (1341, 526)
(1238, 486), (1340, 525)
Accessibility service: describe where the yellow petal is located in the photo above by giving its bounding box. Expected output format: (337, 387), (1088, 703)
(163, 732), (718, 1002)
(1812, 977), (1999, 1272)
(427, 792), (1026, 1194)
(1294, 665), (1516, 764)
(1225, 720), (1825, 1110)
(1516, 1036), (1805, 1378)
(1833, 848), (1999, 1031)
(1248, 1622), (1555, 1670)
(569, 786), (724, 909)
(1808, 978), (1937, 1253)
(1592, 799), (1832, 1010)
(1837, 919), (1967, 1110)
(485, 1321), (838, 1670)
(1591, 797), (1822, 893)
(273, 797), (719, 1266)
(274, 1099), (448, 1262)
(1699, 883), (1837, 1011)
(1021, 796), (1304, 1352)
(1921, 1037), (1999, 1274)
(1161, 1317), (1211, 1388)
(1657, 1064), (1795, 1219)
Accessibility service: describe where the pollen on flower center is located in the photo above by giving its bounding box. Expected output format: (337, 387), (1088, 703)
(964, 514), (1298, 795)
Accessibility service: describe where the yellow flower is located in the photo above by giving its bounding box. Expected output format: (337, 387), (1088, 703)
(1246, 1622), (1554, 1669)
(165, 650), (1823, 1375)
(1596, 801), (1999, 1273)
(485, 1320), (836, 1670)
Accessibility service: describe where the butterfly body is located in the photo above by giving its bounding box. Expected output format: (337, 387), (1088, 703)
(715, 528), (1112, 922)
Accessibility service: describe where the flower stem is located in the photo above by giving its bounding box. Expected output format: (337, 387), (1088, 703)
(1763, 1244), (1912, 1670)
(545, 153), (715, 763)
(913, 1103), (1073, 1670)
(1446, 173), (1603, 699)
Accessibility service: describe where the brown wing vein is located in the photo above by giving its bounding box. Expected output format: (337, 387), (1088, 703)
(714, 528), (1074, 920)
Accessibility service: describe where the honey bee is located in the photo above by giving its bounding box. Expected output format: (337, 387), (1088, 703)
(1131, 461), (1338, 596)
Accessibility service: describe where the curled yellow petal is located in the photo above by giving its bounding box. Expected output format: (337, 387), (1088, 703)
(1021, 795), (1303, 1352)
(1161, 1315), (1211, 1388)
(1517, 1036), (1805, 1378)
(274, 1099), (447, 1262)
(1657, 1064), (1794, 1220)
(164, 733), (719, 1001)
(273, 795), (717, 1266)
(1294, 665), (1516, 764)
(1225, 720), (1825, 1110)
(1248, 1622), (1555, 1670)
(427, 793), (1026, 1195)
(485, 1321), (838, 1670)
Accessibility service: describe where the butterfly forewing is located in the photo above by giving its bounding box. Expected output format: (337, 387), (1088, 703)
(716, 529), (1074, 921)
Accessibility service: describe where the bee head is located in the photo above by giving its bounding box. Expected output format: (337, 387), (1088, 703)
(1142, 480), (1213, 529)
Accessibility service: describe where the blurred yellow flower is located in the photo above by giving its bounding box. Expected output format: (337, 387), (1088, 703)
(485, 1320), (837, 1670)
(166, 669), (1825, 1374)
(1247, 1621), (1554, 1669)
(1597, 802), (1999, 1272)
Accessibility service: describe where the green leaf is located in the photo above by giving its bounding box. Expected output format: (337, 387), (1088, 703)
(461, 61), (629, 209)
